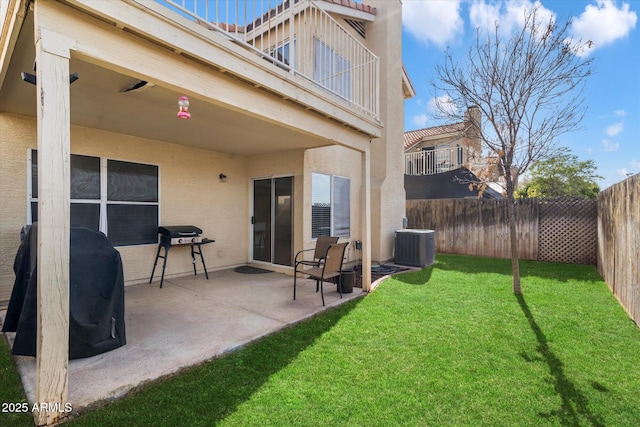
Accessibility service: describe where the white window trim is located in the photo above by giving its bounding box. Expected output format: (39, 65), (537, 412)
(27, 149), (161, 246)
(311, 172), (351, 239)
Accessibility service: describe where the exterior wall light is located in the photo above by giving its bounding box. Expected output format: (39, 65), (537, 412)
(177, 96), (191, 119)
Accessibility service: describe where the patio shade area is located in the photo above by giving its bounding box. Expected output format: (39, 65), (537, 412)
(1, 268), (364, 413)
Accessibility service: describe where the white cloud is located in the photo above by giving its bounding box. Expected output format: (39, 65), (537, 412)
(428, 94), (458, 117)
(412, 114), (429, 128)
(614, 109), (627, 116)
(469, 0), (555, 37)
(402, 0), (463, 48)
(602, 139), (620, 152)
(617, 168), (629, 177)
(631, 159), (640, 169)
(606, 122), (624, 136)
(570, 0), (638, 57)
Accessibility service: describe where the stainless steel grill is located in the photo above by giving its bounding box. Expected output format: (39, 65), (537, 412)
(150, 226), (214, 288)
(159, 225), (204, 245)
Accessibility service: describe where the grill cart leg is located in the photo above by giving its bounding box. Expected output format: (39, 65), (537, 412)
(158, 244), (170, 288)
(191, 243), (209, 280)
(149, 243), (162, 284)
(149, 243), (170, 288)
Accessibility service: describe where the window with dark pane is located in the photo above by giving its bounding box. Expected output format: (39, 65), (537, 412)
(107, 160), (158, 202)
(70, 203), (100, 231)
(70, 155), (100, 199)
(31, 151), (101, 227)
(107, 204), (158, 246)
(28, 150), (159, 246)
(31, 152), (38, 199)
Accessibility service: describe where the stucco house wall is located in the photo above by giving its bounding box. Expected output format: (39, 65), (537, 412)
(364, 0), (406, 263)
(0, 114), (371, 299)
(0, 113), (253, 289)
(304, 145), (364, 267)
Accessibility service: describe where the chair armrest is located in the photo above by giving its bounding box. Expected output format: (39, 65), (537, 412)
(296, 260), (321, 268)
(295, 248), (315, 263)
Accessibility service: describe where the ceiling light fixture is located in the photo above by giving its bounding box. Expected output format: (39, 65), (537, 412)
(120, 80), (155, 93)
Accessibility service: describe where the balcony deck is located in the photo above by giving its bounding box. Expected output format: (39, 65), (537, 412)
(159, 0), (379, 119)
(405, 146), (468, 176)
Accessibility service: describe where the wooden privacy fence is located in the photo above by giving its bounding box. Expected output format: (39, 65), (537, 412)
(405, 198), (598, 264)
(597, 174), (639, 326)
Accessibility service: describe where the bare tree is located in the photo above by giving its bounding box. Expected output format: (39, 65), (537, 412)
(431, 5), (593, 294)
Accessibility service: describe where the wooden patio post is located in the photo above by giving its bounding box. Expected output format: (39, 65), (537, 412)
(34, 22), (71, 426)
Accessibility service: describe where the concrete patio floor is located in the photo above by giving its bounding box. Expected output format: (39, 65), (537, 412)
(2, 267), (366, 414)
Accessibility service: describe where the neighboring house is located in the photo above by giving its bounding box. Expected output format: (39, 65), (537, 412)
(0, 0), (412, 422)
(403, 106), (504, 199)
(405, 168), (503, 200)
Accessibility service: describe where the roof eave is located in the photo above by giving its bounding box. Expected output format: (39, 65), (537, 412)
(402, 64), (416, 99)
(316, 0), (377, 22)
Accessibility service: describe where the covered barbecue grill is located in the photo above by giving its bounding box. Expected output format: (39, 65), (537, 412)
(149, 225), (214, 288)
(3, 223), (126, 359)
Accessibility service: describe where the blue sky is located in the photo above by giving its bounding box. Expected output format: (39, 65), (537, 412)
(401, 0), (639, 188)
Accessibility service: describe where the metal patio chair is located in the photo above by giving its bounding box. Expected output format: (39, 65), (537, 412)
(294, 242), (348, 306)
(293, 235), (338, 287)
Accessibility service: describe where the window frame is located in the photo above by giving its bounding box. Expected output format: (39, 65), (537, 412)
(269, 39), (296, 68)
(311, 172), (351, 239)
(27, 149), (160, 246)
(313, 37), (352, 100)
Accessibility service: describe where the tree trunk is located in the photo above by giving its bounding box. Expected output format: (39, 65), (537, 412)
(508, 198), (522, 294)
(504, 161), (522, 294)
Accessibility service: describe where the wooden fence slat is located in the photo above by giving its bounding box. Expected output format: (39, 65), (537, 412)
(407, 185), (638, 327)
(407, 198), (597, 263)
(597, 174), (640, 326)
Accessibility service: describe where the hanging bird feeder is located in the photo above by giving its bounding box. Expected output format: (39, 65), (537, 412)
(177, 95), (191, 119)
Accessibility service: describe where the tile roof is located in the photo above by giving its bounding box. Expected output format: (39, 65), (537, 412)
(404, 121), (470, 151)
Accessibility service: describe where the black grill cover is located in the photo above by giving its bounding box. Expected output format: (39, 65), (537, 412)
(2, 223), (126, 359)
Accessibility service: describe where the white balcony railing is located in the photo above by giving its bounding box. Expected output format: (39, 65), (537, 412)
(159, 0), (380, 119)
(405, 147), (468, 176)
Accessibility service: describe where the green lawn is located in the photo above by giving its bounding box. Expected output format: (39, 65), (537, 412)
(2, 254), (640, 426)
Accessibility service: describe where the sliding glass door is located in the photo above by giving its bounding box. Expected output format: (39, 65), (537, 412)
(252, 177), (293, 266)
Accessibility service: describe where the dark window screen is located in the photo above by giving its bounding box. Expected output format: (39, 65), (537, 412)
(30, 202), (38, 223)
(31, 151), (100, 199)
(70, 203), (100, 231)
(107, 204), (158, 246)
(108, 160), (158, 202)
(30, 151), (158, 246)
(71, 155), (100, 199)
(31, 155), (38, 199)
(29, 203), (100, 232)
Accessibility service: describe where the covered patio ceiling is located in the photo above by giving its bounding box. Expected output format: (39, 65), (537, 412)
(0, 12), (335, 157)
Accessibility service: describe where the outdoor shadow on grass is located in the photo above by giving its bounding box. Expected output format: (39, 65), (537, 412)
(392, 265), (433, 285)
(516, 293), (606, 427)
(67, 298), (363, 426)
(430, 254), (603, 284)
